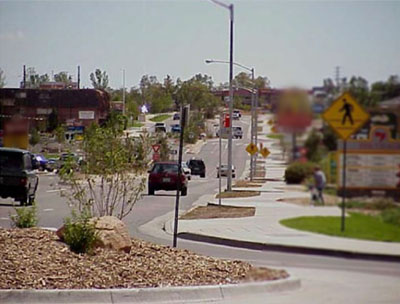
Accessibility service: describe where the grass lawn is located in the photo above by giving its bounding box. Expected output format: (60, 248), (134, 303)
(266, 133), (283, 140)
(216, 191), (260, 199)
(280, 213), (400, 242)
(130, 121), (144, 127)
(150, 114), (171, 122)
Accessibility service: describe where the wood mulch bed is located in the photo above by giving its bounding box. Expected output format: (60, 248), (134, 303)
(0, 228), (288, 289)
(180, 204), (255, 220)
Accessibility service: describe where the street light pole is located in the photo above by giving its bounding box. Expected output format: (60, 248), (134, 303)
(210, 0), (234, 191)
(122, 69), (126, 116)
(205, 59), (255, 182)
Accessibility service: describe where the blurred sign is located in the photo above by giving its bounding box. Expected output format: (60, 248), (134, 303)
(322, 92), (369, 140)
(276, 89), (312, 133)
(246, 143), (258, 155)
(3, 116), (29, 149)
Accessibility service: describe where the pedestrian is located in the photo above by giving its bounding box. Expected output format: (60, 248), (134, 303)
(313, 166), (326, 205)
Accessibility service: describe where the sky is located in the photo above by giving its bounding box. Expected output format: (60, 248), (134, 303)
(0, 0), (399, 90)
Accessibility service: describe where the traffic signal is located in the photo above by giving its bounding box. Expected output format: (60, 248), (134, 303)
(224, 114), (230, 128)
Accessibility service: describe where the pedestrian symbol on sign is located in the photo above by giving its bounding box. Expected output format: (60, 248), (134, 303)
(339, 98), (354, 125)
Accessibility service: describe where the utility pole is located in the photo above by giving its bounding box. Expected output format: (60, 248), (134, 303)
(77, 66), (81, 89)
(122, 69), (126, 116)
(22, 65), (26, 89)
(227, 3), (234, 191)
(335, 66), (341, 93)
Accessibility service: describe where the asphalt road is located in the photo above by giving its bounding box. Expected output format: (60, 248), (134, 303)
(1, 114), (399, 302)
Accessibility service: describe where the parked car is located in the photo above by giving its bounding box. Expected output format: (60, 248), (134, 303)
(171, 124), (181, 133)
(0, 147), (39, 205)
(187, 158), (206, 178)
(233, 110), (241, 120)
(148, 162), (187, 196)
(233, 126), (243, 139)
(181, 162), (191, 180)
(155, 122), (167, 132)
(173, 113), (180, 120)
(217, 164), (236, 178)
(34, 154), (54, 172)
(56, 152), (83, 172)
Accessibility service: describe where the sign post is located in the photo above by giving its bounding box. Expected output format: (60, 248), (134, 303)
(173, 106), (189, 248)
(322, 92), (370, 231)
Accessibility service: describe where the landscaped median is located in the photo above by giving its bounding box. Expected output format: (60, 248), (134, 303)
(0, 227), (298, 303)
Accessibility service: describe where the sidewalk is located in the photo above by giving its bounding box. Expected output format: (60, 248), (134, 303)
(164, 114), (400, 259)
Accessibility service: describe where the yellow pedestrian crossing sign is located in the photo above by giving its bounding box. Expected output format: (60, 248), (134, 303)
(322, 92), (370, 140)
(260, 147), (270, 158)
(246, 143), (258, 155)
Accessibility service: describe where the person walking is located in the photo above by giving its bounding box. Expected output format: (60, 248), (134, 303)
(313, 166), (326, 205)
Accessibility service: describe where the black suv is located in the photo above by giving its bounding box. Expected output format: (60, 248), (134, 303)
(0, 148), (39, 205)
(187, 159), (206, 178)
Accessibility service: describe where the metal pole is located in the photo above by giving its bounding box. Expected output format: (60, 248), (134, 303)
(227, 4), (234, 191)
(122, 69), (126, 116)
(173, 106), (187, 247)
(219, 113), (222, 205)
(254, 90), (259, 176)
(250, 69), (255, 181)
(341, 140), (347, 232)
(77, 66), (80, 89)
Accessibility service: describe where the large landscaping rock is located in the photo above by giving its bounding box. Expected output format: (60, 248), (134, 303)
(56, 216), (132, 253)
(91, 216), (132, 253)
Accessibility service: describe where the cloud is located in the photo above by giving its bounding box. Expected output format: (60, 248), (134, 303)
(0, 30), (25, 41)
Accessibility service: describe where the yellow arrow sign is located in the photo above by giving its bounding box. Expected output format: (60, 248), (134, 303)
(322, 92), (370, 140)
(246, 143), (258, 155)
(260, 147), (270, 158)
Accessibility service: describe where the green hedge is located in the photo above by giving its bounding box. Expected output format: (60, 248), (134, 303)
(284, 161), (315, 184)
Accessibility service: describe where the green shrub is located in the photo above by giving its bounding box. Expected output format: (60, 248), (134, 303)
(381, 208), (400, 227)
(63, 210), (98, 254)
(284, 161), (315, 184)
(10, 203), (38, 228)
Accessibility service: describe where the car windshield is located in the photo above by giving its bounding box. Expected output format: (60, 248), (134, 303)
(152, 163), (178, 174)
(0, 152), (23, 171)
(189, 160), (204, 168)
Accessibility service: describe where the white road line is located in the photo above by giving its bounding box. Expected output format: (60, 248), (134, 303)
(0, 217), (9, 221)
(43, 209), (54, 212)
(46, 189), (66, 193)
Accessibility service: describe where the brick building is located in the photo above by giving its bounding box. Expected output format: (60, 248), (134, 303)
(0, 88), (111, 131)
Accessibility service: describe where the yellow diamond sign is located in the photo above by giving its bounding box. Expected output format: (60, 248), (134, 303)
(246, 143), (258, 155)
(322, 92), (370, 140)
(260, 147), (270, 158)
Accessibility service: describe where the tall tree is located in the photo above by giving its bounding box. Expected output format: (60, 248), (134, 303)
(25, 67), (50, 88)
(0, 68), (6, 88)
(348, 76), (369, 106)
(90, 69), (109, 90)
(54, 71), (72, 85)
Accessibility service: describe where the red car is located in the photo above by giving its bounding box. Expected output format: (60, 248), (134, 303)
(148, 162), (188, 196)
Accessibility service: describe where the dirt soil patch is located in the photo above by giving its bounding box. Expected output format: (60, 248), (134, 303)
(233, 180), (262, 188)
(180, 204), (255, 220)
(216, 191), (261, 199)
(0, 228), (287, 289)
(278, 194), (340, 206)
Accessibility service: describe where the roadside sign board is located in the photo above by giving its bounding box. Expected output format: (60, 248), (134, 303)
(260, 147), (270, 158)
(246, 143), (258, 155)
(322, 92), (370, 140)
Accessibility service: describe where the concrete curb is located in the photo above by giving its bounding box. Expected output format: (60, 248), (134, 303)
(177, 232), (400, 263)
(0, 277), (301, 304)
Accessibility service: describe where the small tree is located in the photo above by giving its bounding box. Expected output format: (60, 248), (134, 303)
(55, 126), (65, 143)
(29, 128), (40, 146)
(47, 109), (59, 132)
(59, 118), (146, 220)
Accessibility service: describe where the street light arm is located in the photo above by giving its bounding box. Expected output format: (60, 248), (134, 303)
(205, 59), (252, 73)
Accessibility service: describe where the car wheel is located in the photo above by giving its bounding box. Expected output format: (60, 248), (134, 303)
(200, 173), (205, 178)
(233, 174), (236, 178)
(28, 195), (35, 205)
(19, 195), (28, 206)
(148, 186), (155, 195)
(181, 187), (187, 196)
